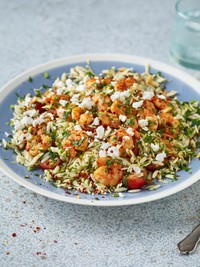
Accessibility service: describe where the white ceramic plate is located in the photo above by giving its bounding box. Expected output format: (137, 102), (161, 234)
(0, 54), (199, 206)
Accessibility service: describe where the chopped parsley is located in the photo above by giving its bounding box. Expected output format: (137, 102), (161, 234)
(43, 72), (50, 79)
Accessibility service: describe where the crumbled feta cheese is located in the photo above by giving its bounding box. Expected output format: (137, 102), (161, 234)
(33, 117), (45, 127)
(56, 107), (65, 116)
(96, 126), (105, 139)
(57, 87), (66, 95)
(110, 90), (130, 102)
(76, 85), (85, 92)
(133, 166), (141, 174)
(138, 119), (148, 128)
(24, 109), (39, 118)
(100, 142), (111, 150)
(24, 95), (32, 107)
(132, 100), (144, 109)
(59, 100), (68, 106)
(119, 114), (127, 122)
(14, 116), (34, 130)
(74, 125), (82, 131)
(107, 146), (119, 157)
(157, 95), (166, 100)
(126, 128), (134, 136)
(99, 149), (107, 158)
(56, 81), (63, 87)
(66, 79), (74, 89)
(79, 97), (95, 110)
(70, 94), (80, 105)
(24, 132), (32, 140)
(5, 132), (10, 137)
(151, 143), (159, 152)
(142, 91), (154, 100)
(92, 117), (100, 125)
(155, 152), (166, 162)
(86, 131), (93, 136)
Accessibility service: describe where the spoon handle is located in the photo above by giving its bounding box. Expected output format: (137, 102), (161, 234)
(178, 224), (200, 254)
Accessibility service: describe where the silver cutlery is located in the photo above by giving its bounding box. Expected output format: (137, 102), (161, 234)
(178, 224), (200, 254)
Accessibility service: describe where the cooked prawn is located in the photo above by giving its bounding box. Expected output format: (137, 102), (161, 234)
(152, 96), (169, 110)
(93, 161), (123, 187)
(71, 107), (83, 121)
(109, 129), (134, 156)
(92, 94), (111, 112)
(114, 76), (135, 91)
(26, 134), (52, 157)
(62, 131), (88, 156)
(79, 113), (93, 126)
(99, 113), (120, 128)
(110, 100), (126, 115)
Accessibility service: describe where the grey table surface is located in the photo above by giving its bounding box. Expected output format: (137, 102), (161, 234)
(0, 0), (200, 266)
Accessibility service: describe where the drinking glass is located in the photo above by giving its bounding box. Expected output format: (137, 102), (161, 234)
(169, 0), (200, 69)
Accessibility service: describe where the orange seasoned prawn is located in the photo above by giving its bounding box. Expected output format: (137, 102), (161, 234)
(137, 109), (158, 132)
(159, 112), (179, 137)
(71, 107), (93, 125)
(79, 113), (93, 126)
(92, 94), (111, 112)
(26, 134), (52, 157)
(151, 96), (170, 110)
(93, 160), (123, 187)
(99, 113), (120, 128)
(108, 129), (134, 156)
(86, 77), (112, 89)
(144, 109), (158, 132)
(71, 107), (83, 121)
(110, 100), (126, 115)
(159, 112), (179, 128)
(142, 100), (156, 113)
(114, 76), (135, 91)
(62, 131), (88, 158)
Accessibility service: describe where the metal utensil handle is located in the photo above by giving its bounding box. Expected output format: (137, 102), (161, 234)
(178, 224), (200, 254)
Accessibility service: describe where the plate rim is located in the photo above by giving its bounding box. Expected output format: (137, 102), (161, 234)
(0, 53), (200, 206)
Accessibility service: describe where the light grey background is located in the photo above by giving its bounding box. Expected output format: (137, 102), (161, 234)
(0, 0), (200, 266)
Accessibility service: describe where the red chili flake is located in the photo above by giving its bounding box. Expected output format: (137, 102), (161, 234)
(20, 224), (27, 227)
(36, 227), (41, 231)
(12, 233), (17, 237)
(36, 252), (42, 255)
(66, 191), (71, 194)
(6, 251), (10, 255)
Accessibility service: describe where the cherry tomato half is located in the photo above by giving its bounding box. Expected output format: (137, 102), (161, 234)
(33, 102), (45, 113)
(123, 173), (146, 189)
(39, 158), (61, 170)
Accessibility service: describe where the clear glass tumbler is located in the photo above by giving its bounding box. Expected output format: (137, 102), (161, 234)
(169, 0), (200, 69)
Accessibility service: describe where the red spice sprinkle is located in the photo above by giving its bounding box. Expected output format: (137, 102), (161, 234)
(6, 251), (10, 255)
(36, 227), (41, 231)
(20, 224), (27, 227)
(36, 252), (42, 255)
(12, 233), (17, 237)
